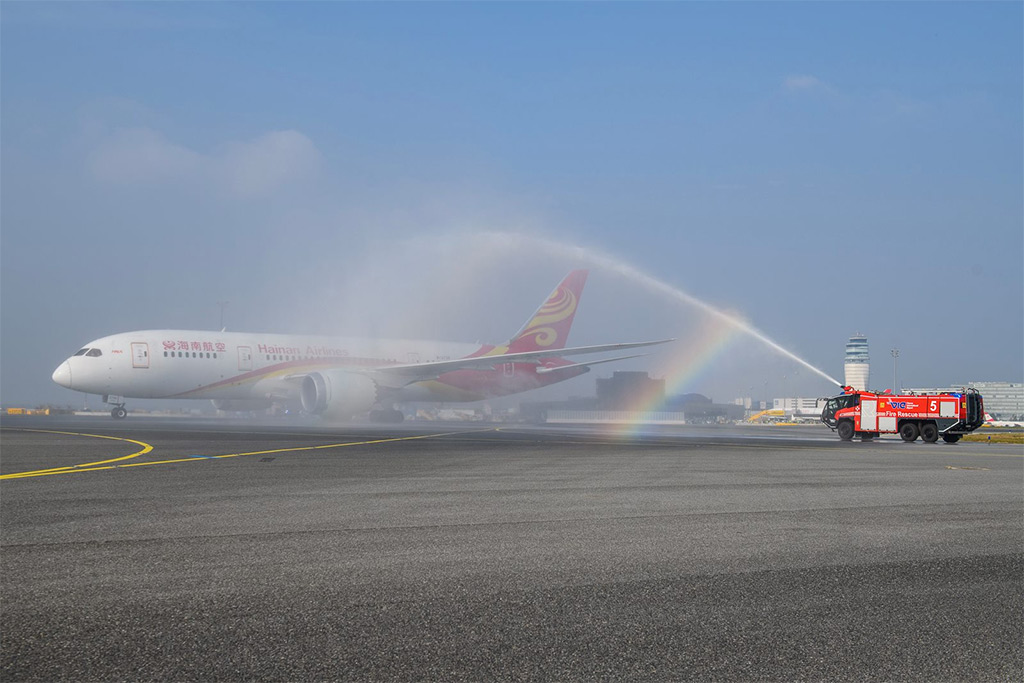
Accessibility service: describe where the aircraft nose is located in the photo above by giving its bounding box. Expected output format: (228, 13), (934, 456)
(52, 361), (73, 389)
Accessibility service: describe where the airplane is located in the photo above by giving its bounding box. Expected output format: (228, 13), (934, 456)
(51, 270), (672, 421)
(983, 413), (1024, 428)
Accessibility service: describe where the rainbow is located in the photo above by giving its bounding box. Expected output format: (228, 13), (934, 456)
(616, 317), (743, 435)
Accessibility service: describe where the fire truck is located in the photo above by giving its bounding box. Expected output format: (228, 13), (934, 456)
(820, 386), (984, 443)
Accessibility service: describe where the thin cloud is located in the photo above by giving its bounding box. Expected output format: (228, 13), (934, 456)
(2, 2), (230, 31)
(217, 131), (321, 196)
(90, 128), (202, 183)
(781, 74), (929, 120)
(89, 128), (321, 197)
(783, 74), (825, 92)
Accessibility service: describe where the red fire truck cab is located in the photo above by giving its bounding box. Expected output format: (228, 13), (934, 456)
(820, 387), (984, 443)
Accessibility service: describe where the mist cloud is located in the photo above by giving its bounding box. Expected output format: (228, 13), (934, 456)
(89, 127), (320, 197)
(783, 74), (825, 91)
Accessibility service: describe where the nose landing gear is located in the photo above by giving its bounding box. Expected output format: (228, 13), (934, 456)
(103, 395), (128, 419)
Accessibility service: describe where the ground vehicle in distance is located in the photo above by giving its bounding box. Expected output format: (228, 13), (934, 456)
(821, 386), (984, 443)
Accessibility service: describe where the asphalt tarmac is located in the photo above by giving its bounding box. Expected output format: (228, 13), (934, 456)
(2, 416), (1021, 681)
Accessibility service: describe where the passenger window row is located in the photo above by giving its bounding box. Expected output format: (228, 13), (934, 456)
(163, 351), (218, 359)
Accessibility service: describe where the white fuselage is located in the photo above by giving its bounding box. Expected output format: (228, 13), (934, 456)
(53, 330), (482, 402)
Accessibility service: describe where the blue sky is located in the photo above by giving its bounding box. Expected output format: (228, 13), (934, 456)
(2, 1), (1021, 405)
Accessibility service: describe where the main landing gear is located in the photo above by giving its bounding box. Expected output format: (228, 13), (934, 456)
(110, 406), (128, 419)
(369, 408), (404, 423)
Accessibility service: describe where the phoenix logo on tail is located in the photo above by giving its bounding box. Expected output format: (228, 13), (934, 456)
(508, 270), (587, 352)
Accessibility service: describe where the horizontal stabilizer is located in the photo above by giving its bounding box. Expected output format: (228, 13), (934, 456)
(535, 353), (649, 374)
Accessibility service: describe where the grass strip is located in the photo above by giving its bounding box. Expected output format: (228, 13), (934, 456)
(962, 432), (1024, 444)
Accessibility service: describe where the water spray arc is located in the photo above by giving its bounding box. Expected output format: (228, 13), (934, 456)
(484, 232), (842, 388)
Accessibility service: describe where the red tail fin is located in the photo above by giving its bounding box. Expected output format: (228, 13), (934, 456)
(507, 270), (588, 353)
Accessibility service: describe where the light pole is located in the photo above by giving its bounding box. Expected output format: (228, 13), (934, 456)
(891, 348), (899, 392)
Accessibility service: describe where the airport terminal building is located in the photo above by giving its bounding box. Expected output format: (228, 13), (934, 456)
(903, 382), (1023, 420)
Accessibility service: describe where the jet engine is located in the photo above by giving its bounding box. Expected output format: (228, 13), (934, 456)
(300, 371), (380, 419)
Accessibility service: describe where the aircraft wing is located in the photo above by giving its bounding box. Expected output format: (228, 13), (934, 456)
(368, 339), (674, 387)
(534, 353), (649, 374)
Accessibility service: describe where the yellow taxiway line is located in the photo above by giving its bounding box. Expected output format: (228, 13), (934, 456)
(0, 429), (154, 479)
(0, 428), (489, 480)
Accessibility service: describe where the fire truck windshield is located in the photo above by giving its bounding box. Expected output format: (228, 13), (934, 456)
(821, 394), (860, 427)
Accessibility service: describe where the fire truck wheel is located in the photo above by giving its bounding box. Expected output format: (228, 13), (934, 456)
(899, 422), (919, 442)
(942, 434), (962, 444)
(920, 422), (939, 443)
(837, 420), (855, 441)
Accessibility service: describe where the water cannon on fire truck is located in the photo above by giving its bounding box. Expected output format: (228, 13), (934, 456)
(820, 386), (984, 443)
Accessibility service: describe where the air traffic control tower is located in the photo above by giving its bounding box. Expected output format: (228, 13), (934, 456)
(844, 334), (870, 390)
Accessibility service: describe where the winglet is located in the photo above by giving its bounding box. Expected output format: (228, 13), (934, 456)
(508, 270), (588, 353)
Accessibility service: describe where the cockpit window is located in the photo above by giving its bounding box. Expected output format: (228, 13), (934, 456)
(73, 348), (89, 356)
(85, 348), (103, 357)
